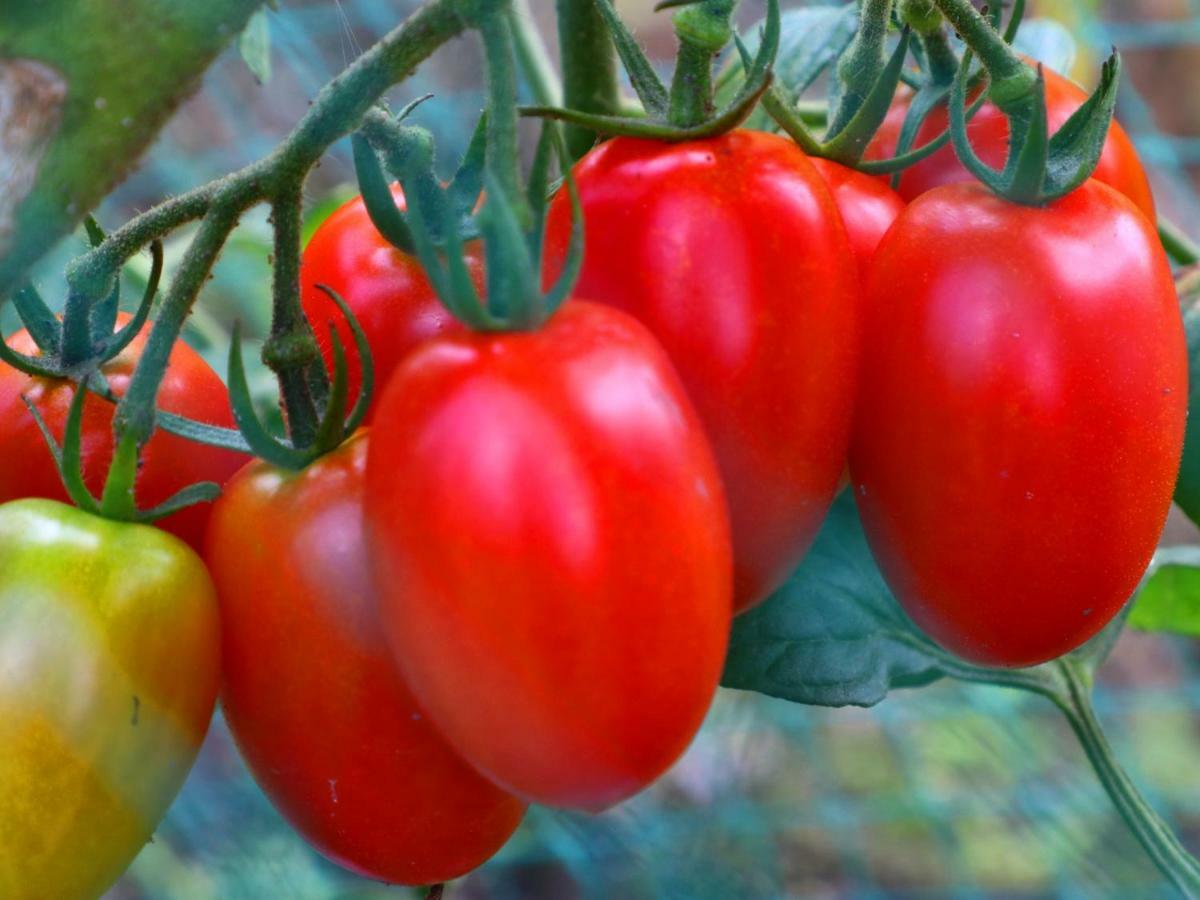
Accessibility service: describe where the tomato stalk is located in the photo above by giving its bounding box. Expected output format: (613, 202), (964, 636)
(1161, 218), (1200, 267)
(930, 0), (1117, 204)
(554, 0), (618, 160)
(523, 0), (779, 142)
(666, 0), (735, 129)
(509, 0), (562, 108)
(914, 632), (1200, 896)
(54, 0), (478, 489)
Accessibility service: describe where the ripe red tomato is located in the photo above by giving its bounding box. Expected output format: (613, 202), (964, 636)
(0, 318), (246, 552)
(207, 432), (524, 885)
(365, 301), (732, 811)
(300, 186), (481, 417)
(864, 66), (1156, 220)
(810, 158), (904, 282)
(851, 180), (1185, 667)
(544, 131), (861, 612)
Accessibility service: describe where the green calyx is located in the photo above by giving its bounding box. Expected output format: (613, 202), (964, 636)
(354, 103), (583, 333)
(24, 374), (220, 526)
(523, 0), (780, 142)
(756, 0), (919, 169)
(948, 47), (1120, 206)
(226, 286), (374, 472)
(1, 219), (162, 382)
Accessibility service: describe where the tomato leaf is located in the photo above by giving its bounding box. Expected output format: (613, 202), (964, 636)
(1128, 551), (1200, 638)
(716, 5), (858, 129)
(722, 490), (1157, 706)
(721, 490), (946, 707)
(239, 8), (272, 86)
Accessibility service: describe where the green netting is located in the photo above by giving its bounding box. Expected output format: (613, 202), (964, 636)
(76, 2), (1200, 897)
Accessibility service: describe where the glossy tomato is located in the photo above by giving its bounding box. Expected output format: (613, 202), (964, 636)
(0, 317), (246, 552)
(810, 157), (904, 282)
(544, 131), (861, 612)
(864, 66), (1156, 219)
(365, 301), (732, 811)
(300, 186), (482, 417)
(851, 180), (1186, 667)
(0, 499), (219, 899)
(207, 432), (523, 885)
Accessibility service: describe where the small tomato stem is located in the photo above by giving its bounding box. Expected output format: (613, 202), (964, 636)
(929, 0), (1028, 90)
(97, 0), (471, 461)
(1051, 659), (1200, 897)
(1161, 218), (1200, 267)
(510, 0), (562, 107)
(556, 0), (620, 160)
(263, 181), (321, 447)
(827, 0), (893, 138)
(668, 1), (735, 130)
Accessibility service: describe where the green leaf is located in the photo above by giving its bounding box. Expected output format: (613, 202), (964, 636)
(1173, 287), (1200, 525)
(239, 8), (272, 85)
(717, 5), (858, 131)
(1128, 550), (1200, 638)
(721, 491), (946, 707)
(721, 490), (1151, 707)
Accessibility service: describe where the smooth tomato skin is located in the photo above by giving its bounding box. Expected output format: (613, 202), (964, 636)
(850, 181), (1186, 668)
(207, 433), (524, 886)
(0, 499), (219, 899)
(0, 320), (246, 552)
(299, 186), (482, 418)
(864, 66), (1156, 220)
(365, 301), (732, 811)
(809, 158), (904, 282)
(544, 131), (861, 612)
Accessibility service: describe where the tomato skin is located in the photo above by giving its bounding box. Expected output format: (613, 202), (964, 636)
(544, 131), (861, 612)
(0, 320), (246, 552)
(809, 158), (904, 282)
(207, 432), (524, 885)
(0, 499), (219, 899)
(850, 181), (1186, 668)
(365, 301), (732, 811)
(864, 66), (1156, 220)
(300, 186), (482, 418)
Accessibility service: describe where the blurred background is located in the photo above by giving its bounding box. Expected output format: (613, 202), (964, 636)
(31, 0), (1195, 896)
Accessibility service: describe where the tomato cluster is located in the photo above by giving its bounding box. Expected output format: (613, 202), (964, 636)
(1, 51), (1185, 894)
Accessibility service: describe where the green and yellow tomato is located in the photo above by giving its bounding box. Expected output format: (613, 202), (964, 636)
(0, 499), (220, 899)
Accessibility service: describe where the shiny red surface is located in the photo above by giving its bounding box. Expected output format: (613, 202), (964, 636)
(299, 186), (480, 418)
(0, 318), (246, 551)
(365, 301), (732, 811)
(851, 181), (1185, 667)
(810, 157), (905, 282)
(208, 433), (524, 885)
(545, 131), (861, 611)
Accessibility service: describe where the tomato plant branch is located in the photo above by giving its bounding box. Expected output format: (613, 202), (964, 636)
(1161, 218), (1200, 267)
(65, 0), (479, 469)
(1050, 659), (1200, 897)
(510, 0), (563, 107)
(925, 645), (1200, 896)
(556, 0), (620, 159)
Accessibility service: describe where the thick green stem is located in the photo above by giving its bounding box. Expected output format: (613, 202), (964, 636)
(828, 0), (893, 137)
(103, 0), (470, 457)
(478, 10), (528, 218)
(112, 203), (238, 451)
(1051, 660), (1200, 898)
(929, 0), (1028, 90)
(556, 0), (620, 160)
(510, 0), (562, 107)
(1161, 218), (1200, 267)
(919, 26), (959, 86)
(263, 182), (321, 446)
(668, 1), (734, 129)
